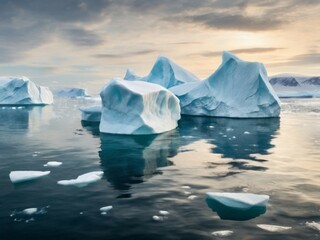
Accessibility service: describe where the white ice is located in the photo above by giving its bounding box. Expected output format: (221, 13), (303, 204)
(211, 230), (234, 237)
(0, 76), (53, 105)
(57, 171), (103, 187)
(100, 206), (113, 212)
(99, 79), (181, 135)
(22, 208), (38, 215)
(79, 105), (102, 122)
(306, 221), (320, 232)
(257, 224), (292, 232)
(170, 51), (281, 118)
(159, 210), (169, 216)
(9, 171), (51, 183)
(206, 192), (269, 209)
(124, 56), (200, 88)
(44, 161), (63, 167)
(152, 215), (163, 221)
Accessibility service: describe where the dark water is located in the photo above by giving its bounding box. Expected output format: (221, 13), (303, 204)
(0, 98), (320, 240)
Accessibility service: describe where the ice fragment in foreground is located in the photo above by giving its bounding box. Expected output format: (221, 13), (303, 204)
(170, 51), (281, 118)
(257, 224), (292, 232)
(44, 161), (63, 167)
(159, 210), (169, 215)
(99, 79), (180, 135)
(57, 171), (103, 187)
(306, 221), (320, 232)
(211, 230), (234, 237)
(9, 171), (51, 183)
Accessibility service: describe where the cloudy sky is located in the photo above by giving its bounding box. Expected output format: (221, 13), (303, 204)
(0, 0), (319, 93)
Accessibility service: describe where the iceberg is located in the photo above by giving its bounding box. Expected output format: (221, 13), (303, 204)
(80, 105), (102, 122)
(57, 171), (103, 187)
(99, 79), (181, 135)
(206, 192), (269, 221)
(170, 52), (281, 118)
(54, 88), (89, 97)
(306, 221), (320, 232)
(0, 76), (53, 105)
(9, 171), (51, 183)
(124, 56), (200, 88)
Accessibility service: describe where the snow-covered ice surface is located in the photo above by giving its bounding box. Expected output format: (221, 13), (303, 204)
(44, 161), (63, 167)
(54, 88), (89, 98)
(124, 56), (199, 88)
(257, 224), (292, 232)
(206, 192), (269, 220)
(99, 79), (181, 135)
(170, 51), (281, 118)
(0, 76), (53, 105)
(9, 171), (51, 183)
(57, 171), (103, 187)
(80, 105), (101, 122)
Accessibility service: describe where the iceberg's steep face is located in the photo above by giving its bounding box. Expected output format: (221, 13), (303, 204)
(99, 79), (181, 135)
(80, 105), (101, 122)
(170, 52), (281, 118)
(124, 56), (199, 88)
(0, 77), (53, 105)
(54, 88), (89, 97)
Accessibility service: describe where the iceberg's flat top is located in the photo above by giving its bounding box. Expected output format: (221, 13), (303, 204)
(206, 192), (269, 209)
(9, 171), (51, 183)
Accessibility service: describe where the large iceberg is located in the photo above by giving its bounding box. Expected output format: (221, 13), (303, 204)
(124, 56), (200, 88)
(99, 79), (181, 135)
(54, 88), (89, 97)
(170, 52), (281, 118)
(0, 77), (53, 105)
(80, 105), (101, 122)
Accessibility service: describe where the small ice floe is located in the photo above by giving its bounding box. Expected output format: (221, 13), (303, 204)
(44, 161), (63, 167)
(181, 185), (191, 189)
(223, 135), (227, 137)
(22, 208), (38, 215)
(226, 128), (233, 132)
(232, 136), (236, 139)
(159, 210), (169, 216)
(257, 224), (292, 232)
(11, 206), (49, 222)
(152, 215), (164, 222)
(211, 230), (234, 237)
(183, 191), (191, 195)
(57, 171), (103, 187)
(306, 221), (320, 232)
(208, 126), (214, 129)
(100, 206), (113, 215)
(32, 152), (40, 157)
(244, 131), (250, 134)
(9, 171), (51, 183)
(188, 195), (198, 200)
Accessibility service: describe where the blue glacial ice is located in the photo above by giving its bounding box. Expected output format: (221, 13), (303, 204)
(99, 79), (181, 135)
(80, 105), (102, 122)
(124, 56), (200, 88)
(170, 52), (281, 118)
(54, 87), (89, 98)
(0, 76), (53, 105)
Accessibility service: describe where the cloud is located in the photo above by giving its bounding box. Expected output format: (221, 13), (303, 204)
(93, 50), (157, 59)
(62, 28), (104, 46)
(196, 48), (284, 57)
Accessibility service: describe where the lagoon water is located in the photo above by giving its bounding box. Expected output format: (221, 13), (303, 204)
(0, 98), (319, 240)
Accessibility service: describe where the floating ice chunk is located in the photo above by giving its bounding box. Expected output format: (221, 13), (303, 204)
(99, 79), (181, 135)
(244, 131), (250, 134)
(44, 161), (63, 167)
(257, 224), (292, 232)
(181, 186), (191, 189)
(170, 51), (281, 118)
(100, 206), (113, 212)
(159, 210), (170, 216)
(183, 191), (191, 195)
(306, 221), (320, 232)
(152, 215), (163, 221)
(0, 76), (53, 105)
(80, 105), (101, 122)
(206, 192), (269, 220)
(22, 208), (38, 215)
(211, 230), (234, 237)
(188, 195), (198, 200)
(54, 88), (89, 98)
(124, 56), (200, 88)
(9, 171), (51, 183)
(57, 171), (103, 187)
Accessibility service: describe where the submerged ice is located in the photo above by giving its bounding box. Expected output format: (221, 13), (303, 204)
(124, 56), (199, 88)
(99, 79), (181, 135)
(170, 52), (281, 118)
(0, 77), (53, 105)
